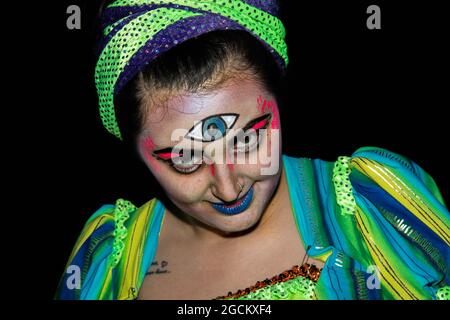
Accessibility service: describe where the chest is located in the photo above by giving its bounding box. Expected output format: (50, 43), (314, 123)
(138, 231), (322, 300)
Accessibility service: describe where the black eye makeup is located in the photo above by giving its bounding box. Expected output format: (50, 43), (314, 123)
(234, 113), (272, 153)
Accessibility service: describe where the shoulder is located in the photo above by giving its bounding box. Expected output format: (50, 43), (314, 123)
(344, 146), (449, 256)
(347, 146), (446, 206)
(350, 146), (429, 179)
(55, 198), (158, 300)
(70, 199), (138, 265)
(336, 147), (450, 299)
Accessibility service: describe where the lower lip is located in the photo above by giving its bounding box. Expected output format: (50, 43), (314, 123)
(212, 187), (254, 216)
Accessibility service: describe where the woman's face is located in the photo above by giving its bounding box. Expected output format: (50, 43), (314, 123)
(137, 76), (282, 233)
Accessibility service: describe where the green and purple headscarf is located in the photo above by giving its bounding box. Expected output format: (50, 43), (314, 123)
(95, 0), (288, 140)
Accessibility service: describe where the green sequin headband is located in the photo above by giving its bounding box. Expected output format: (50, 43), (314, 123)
(96, 0), (288, 139)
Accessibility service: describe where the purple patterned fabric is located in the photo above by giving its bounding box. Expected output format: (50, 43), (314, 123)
(99, 0), (284, 97)
(100, 4), (202, 29)
(115, 13), (284, 94)
(241, 0), (279, 16)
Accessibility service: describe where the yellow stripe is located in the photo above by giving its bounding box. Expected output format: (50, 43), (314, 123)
(98, 268), (113, 299)
(352, 158), (450, 245)
(354, 208), (423, 300)
(315, 250), (333, 263)
(117, 200), (155, 299)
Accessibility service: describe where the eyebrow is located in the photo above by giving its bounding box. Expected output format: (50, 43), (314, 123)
(152, 113), (272, 157)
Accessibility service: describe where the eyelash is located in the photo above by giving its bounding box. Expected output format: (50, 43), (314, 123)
(171, 163), (201, 174)
(167, 154), (203, 174)
(234, 124), (269, 153)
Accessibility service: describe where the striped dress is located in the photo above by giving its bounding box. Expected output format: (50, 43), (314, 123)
(55, 147), (450, 300)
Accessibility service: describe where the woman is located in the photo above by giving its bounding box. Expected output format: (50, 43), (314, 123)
(56, 0), (449, 300)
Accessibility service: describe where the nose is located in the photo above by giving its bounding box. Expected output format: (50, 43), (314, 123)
(210, 163), (242, 203)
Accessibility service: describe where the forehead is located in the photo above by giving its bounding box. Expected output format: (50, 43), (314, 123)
(141, 78), (271, 145)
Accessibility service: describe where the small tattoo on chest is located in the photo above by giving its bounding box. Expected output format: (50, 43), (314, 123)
(146, 260), (171, 276)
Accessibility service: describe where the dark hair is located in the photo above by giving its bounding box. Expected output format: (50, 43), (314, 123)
(116, 30), (285, 149)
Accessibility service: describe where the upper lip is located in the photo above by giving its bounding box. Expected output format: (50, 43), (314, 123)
(210, 186), (252, 207)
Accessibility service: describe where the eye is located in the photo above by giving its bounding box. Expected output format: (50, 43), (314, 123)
(234, 129), (260, 153)
(186, 114), (239, 142)
(171, 156), (203, 174)
(170, 147), (204, 174)
(234, 114), (271, 153)
(153, 147), (204, 174)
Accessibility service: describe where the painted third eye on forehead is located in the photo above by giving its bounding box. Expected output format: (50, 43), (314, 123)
(186, 113), (239, 142)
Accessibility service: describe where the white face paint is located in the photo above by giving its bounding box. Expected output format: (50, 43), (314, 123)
(138, 76), (283, 233)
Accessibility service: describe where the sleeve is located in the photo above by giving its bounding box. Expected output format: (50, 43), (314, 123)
(55, 204), (116, 300)
(347, 146), (449, 299)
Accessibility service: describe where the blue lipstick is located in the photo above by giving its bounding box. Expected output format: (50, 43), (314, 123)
(212, 187), (254, 215)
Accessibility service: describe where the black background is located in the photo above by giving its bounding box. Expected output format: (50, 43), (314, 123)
(8, 1), (449, 300)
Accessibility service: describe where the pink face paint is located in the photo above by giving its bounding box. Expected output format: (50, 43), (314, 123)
(154, 152), (181, 161)
(140, 136), (162, 171)
(257, 95), (280, 129)
(252, 118), (270, 130)
(143, 136), (156, 153)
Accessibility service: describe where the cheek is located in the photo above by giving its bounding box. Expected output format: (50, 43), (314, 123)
(247, 129), (281, 176)
(165, 178), (209, 204)
(225, 154), (234, 171)
(264, 127), (281, 156)
(238, 164), (277, 188)
(152, 167), (211, 204)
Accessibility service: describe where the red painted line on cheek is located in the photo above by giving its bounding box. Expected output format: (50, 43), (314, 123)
(156, 152), (180, 160)
(210, 164), (215, 177)
(227, 163), (234, 171)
